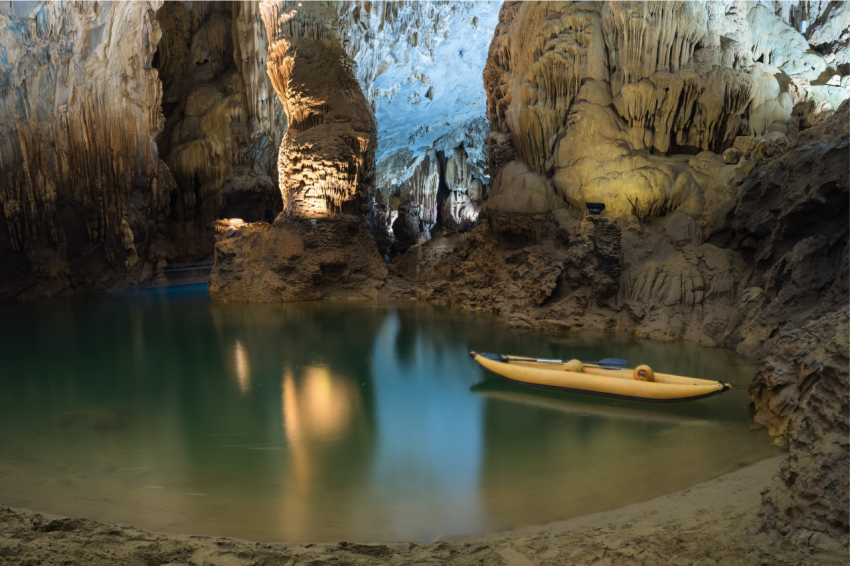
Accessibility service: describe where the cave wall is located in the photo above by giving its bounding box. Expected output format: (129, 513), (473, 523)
(155, 1), (284, 259)
(482, 0), (849, 227)
(0, 0), (285, 299)
(0, 1), (172, 299)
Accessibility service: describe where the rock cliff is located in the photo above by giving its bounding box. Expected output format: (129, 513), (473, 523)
(0, 1), (284, 299)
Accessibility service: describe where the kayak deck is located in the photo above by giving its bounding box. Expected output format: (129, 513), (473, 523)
(470, 352), (731, 403)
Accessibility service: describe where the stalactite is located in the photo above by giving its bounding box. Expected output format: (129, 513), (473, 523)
(602, 1), (707, 86)
(484, 2), (608, 175)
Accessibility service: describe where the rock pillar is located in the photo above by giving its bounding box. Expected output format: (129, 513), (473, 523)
(260, 1), (377, 218)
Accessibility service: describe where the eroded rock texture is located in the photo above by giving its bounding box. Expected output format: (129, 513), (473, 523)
(0, 1), (285, 299)
(741, 102), (849, 537)
(155, 2), (284, 257)
(208, 216), (386, 302)
(0, 1), (171, 299)
(482, 0), (847, 225)
(335, 1), (498, 252)
(261, 1), (376, 218)
(752, 307), (849, 537)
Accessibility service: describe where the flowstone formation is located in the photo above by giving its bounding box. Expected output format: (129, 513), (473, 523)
(0, 1), (284, 299)
(261, 1), (377, 218)
(392, 0), (848, 340)
(155, 2), (285, 257)
(0, 1), (171, 299)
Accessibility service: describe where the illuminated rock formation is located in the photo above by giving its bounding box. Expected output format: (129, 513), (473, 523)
(335, 1), (498, 241)
(260, 1), (377, 218)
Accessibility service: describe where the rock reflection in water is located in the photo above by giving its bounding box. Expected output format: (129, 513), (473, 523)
(280, 364), (363, 540)
(233, 340), (251, 394)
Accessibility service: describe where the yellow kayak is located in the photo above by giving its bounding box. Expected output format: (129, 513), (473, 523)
(469, 352), (731, 403)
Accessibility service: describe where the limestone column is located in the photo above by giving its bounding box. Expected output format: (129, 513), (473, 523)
(260, 1), (377, 219)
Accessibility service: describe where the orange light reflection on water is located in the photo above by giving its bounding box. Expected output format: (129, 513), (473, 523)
(280, 364), (361, 539)
(234, 340), (251, 394)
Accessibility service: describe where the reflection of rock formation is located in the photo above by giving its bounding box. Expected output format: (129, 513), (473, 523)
(365, 310), (485, 537)
(233, 340), (251, 394)
(280, 364), (363, 540)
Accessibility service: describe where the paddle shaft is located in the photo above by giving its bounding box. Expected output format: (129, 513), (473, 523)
(496, 355), (628, 368)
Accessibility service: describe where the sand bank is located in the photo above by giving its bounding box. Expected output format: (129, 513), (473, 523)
(1, 455), (846, 565)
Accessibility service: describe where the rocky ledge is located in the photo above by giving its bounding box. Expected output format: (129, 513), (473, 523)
(208, 216), (386, 303)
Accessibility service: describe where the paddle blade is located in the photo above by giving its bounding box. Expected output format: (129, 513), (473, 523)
(582, 358), (628, 368)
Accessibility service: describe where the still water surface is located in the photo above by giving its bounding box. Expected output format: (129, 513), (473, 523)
(0, 287), (780, 542)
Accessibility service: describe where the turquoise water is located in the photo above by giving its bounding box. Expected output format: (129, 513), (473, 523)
(0, 287), (780, 542)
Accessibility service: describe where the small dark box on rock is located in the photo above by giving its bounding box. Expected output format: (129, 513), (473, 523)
(586, 202), (605, 215)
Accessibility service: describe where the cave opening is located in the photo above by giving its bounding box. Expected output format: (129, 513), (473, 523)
(355, 3), (498, 263)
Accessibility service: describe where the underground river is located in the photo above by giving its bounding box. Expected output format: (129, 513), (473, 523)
(0, 286), (782, 542)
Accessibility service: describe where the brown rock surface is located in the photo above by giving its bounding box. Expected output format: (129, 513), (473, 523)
(752, 307), (849, 537)
(0, 1), (284, 299)
(733, 102), (849, 537)
(208, 215), (386, 303)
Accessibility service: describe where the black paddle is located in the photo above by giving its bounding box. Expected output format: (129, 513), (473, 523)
(493, 354), (628, 369)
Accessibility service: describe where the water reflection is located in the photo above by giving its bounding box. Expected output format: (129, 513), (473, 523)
(280, 364), (365, 539)
(234, 340), (251, 394)
(0, 294), (780, 542)
(471, 381), (706, 426)
(364, 311), (485, 540)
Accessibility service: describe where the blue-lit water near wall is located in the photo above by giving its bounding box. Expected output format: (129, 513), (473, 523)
(0, 288), (781, 542)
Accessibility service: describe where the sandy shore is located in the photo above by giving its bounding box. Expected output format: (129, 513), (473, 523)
(1, 455), (847, 565)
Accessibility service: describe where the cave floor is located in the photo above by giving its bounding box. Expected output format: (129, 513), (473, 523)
(2, 455), (847, 566)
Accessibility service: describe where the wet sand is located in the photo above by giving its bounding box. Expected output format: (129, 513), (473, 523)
(1, 455), (847, 565)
